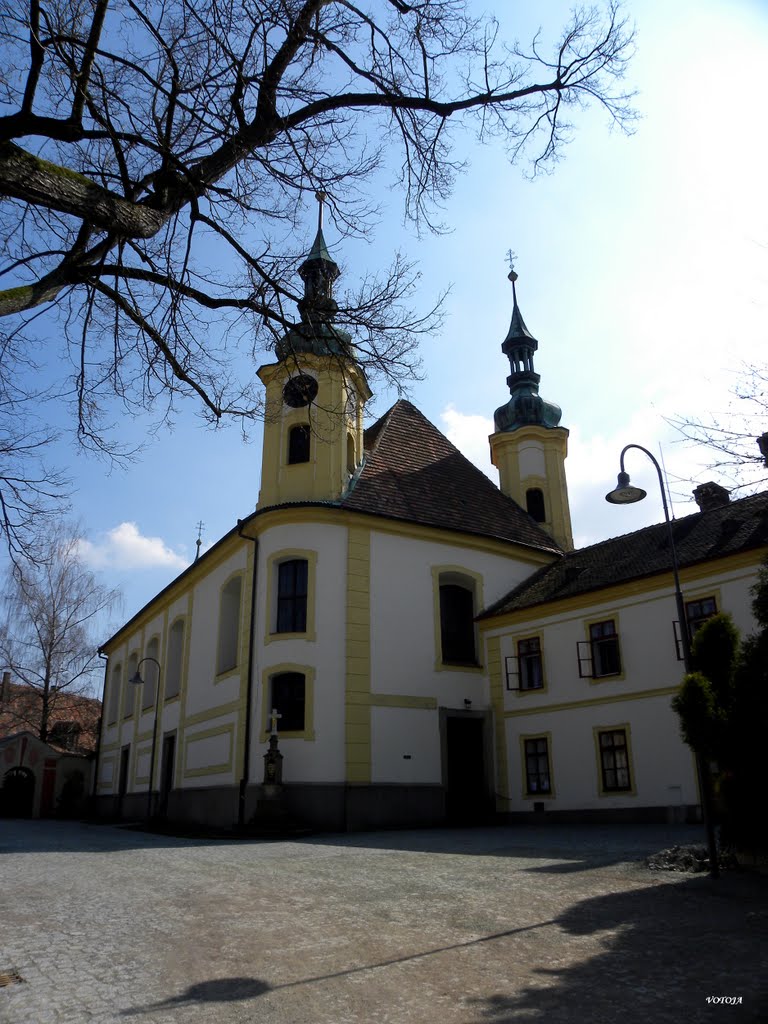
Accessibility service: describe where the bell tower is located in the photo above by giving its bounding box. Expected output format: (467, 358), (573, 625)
(489, 267), (574, 550)
(257, 193), (371, 509)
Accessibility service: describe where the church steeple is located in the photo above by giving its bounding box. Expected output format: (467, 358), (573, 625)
(275, 192), (354, 361)
(257, 193), (371, 510)
(489, 264), (573, 550)
(494, 270), (562, 433)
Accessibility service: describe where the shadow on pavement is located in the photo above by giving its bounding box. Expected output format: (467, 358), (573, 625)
(0, 819), (705, 865)
(464, 873), (768, 1024)
(120, 874), (768, 1023)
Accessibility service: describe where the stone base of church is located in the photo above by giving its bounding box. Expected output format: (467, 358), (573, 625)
(502, 804), (702, 825)
(92, 782), (446, 832)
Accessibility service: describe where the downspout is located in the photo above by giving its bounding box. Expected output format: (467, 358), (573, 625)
(92, 651), (109, 803)
(237, 523), (259, 829)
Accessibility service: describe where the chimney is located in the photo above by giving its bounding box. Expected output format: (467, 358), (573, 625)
(693, 481), (730, 513)
(1, 671), (10, 703)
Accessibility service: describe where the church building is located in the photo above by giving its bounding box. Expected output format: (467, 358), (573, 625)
(94, 210), (768, 831)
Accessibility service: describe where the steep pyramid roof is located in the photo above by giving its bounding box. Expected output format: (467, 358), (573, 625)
(341, 400), (561, 553)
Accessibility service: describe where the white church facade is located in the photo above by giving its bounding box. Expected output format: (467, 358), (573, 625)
(94, 215), (768, 831)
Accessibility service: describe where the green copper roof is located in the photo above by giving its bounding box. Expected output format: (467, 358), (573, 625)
(305, 226), (335, 266)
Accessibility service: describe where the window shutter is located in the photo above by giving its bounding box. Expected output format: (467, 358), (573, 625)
(576, 640), (594, 678)
(504, 654), (520, 691)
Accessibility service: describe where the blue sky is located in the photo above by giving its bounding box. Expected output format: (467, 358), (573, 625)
(12, 0), (768, 634)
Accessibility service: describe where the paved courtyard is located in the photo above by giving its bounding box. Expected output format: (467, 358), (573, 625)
(1, 819), (767, 1024)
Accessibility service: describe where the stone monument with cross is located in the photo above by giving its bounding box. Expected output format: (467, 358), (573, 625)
(262, 708), (284, 786)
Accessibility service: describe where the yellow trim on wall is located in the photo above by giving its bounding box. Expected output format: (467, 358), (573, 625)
(182, 699), (243, 729)
(431, 564), (485, 672)
(259, 662), (316, 741)
(486, 635), (509, 807)
(368, 694), (437, 710)
(345, 526), (372, 783)
(264, 548), (318, 644)
(504, 684), (679, 718)
(134, 740), (153, 786)
(519, 730), (556, 800)
(592, 722), (637, 798)
(183, 722), (235, 779)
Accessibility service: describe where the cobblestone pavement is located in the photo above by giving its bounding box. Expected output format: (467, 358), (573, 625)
(2, 820), (767, 1024)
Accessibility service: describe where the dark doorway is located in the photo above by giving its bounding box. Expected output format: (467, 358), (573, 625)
(117, 745), (130, 816)
(1, 766), (36, 817)
(444, 715), (491, 823)
(158, 734), (175, 818)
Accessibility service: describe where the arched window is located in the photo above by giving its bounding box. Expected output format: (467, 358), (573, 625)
(276, 559), (308, 633)
(143, 637), (160, 709)
(108, 662), (122, 724)
(287, 424), (310, 464)
(526, 488), (546, 523)
(439, 582), (476, 664)
(270, 672), (306, 732)
(217, 575), (243, 674)
(165, 619), (185, 699)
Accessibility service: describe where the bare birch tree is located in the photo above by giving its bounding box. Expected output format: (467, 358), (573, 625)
(0, 521), (120, 741)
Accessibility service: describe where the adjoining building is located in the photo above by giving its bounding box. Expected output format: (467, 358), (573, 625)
(92, 210), (768, 831)
(0, 676), (101, 818)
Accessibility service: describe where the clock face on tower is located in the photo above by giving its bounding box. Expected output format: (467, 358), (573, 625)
(283, 374), (318, 408)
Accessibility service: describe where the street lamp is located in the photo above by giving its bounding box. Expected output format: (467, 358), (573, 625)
(130, 657), (161, 821)
(606, 443), (719, 878)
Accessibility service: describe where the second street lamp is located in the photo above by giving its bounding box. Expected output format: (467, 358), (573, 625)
(605, 443), (719, 878)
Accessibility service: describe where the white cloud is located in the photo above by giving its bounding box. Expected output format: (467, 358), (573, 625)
(78, 522), (189, 572)
(440, 405), (495, 480)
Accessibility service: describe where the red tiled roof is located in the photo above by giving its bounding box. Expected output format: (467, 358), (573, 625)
(341, 400), (562, 554)
(0, 682), (101, 754)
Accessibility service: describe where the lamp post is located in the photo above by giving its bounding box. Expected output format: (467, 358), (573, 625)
(129, 657), (161, 821)
(605, 443), (719, 878)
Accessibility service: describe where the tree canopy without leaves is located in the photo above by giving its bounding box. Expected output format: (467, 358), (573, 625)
(0, 0), (635, 554)
(0, 521), (119, 741)
(669, 366), (768, 493)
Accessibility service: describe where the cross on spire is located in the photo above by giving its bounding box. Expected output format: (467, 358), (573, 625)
(194, 520), (205, 562)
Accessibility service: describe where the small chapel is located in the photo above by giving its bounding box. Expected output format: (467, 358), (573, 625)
(94, 203), (768, 831)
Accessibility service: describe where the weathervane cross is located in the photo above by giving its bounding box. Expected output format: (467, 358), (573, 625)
(315, 190), (327, 231)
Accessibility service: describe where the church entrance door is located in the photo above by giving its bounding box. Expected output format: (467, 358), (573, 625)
(443, 714), (492, 824)
(117, 745), (130, 816)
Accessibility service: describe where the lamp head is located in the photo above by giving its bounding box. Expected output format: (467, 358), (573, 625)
(605, 470), (647, 505)
(129, 670), (144, 686)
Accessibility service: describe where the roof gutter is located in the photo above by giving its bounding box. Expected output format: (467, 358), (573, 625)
(237, 521), (258, 830)
(91, 651), (109, 802)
